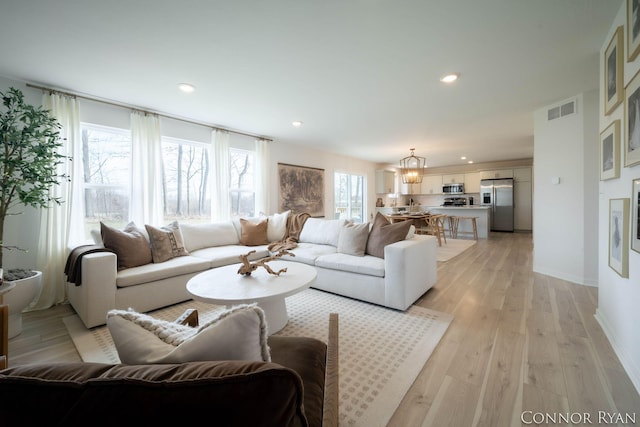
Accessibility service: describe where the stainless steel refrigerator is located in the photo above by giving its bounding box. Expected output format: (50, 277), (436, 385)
(480, 178), (514, 232)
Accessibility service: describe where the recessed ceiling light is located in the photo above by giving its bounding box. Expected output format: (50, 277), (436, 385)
(468, 160), (474, 164)
(440, 73), (459, 83)
(178, 83), (195, 93)
(460, 156), (467, 160)
(292, 121), (303, 127)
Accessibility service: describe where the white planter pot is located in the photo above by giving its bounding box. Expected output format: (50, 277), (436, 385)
(3, 270), (42, 338)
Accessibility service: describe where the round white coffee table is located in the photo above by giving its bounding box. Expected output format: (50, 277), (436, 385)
(186, 261), (317, 334)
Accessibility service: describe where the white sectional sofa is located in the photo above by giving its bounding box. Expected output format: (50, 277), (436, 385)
(66, 214), (438, 328)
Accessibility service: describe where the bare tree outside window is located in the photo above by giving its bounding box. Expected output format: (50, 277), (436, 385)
(334, 172), (365, 222)
(81, 124), (131, 235)
(162, 137), (211, 223)
(229, 148), (255, 217)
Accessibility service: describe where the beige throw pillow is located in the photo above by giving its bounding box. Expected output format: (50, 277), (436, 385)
(145, 221), (189, 263)
(100, 222), (152, 270)
(365, 213), (411, 259)
(267, 210), (290, 242)
(240, 218), (269, 246)
(337, 222), (370, 256)
(106, 304), (271, 364)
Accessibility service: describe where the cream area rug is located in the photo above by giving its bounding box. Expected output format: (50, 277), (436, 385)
(64, 288), (452, 427)
(437, 238), (477, 262)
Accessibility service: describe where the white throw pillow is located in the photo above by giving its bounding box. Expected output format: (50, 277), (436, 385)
(337, 222), (370, 256)
(267, 210), (290, 242)
(180, 222), (240, 252)
(299, 218), (346, 247)
(106, 304), (270, 364)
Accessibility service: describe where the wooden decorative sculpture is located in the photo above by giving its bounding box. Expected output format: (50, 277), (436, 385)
(237, 250), (295, 276)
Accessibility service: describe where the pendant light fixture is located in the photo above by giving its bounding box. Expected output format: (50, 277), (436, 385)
(399, 148), (426, 184)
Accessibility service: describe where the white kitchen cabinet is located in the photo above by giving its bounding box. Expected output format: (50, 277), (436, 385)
(420, 175), (443, 194)
(400, 181), (420, 195)
(442, 173), (465, 184)
(480, 169), (514, 179)
(513, 167), (532, 182)
(513, 166), (532, 230)
(463, 172), (481, 193)
(375, 170), (396, 194)
(514, 180), (532, 231)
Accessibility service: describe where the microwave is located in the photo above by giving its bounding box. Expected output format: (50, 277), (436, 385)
(442, 183), (464, 194)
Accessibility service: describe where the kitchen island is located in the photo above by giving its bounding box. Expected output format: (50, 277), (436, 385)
(375, 205), (491, 239)
(427, 206), (490, 239)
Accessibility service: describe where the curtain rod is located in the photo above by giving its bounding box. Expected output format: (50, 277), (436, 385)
(26, 83), (273, 142)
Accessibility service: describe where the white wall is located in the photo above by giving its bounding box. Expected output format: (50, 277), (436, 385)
(0, 75), (379, 271)
(533, 91), (600, 286)
(269, 142), (378, 221)
(596, 2), (640, 393)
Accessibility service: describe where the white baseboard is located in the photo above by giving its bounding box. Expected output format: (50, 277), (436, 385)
(532, 266), (597, 287)
(594, 309), (640, 396)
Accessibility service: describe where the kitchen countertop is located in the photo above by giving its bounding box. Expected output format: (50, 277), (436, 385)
(377, 205), (490, 237)
(427, 206), (489, 209)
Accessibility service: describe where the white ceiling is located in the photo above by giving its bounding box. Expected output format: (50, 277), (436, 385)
(0, 0), (621, 168)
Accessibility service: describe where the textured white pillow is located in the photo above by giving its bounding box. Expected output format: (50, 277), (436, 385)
(299, 218), (346, 246)
(106, 304), (270, 364)
(180, 221), (240, 252)
(267, 210), (290, 242)
(337, 222), (370, 256)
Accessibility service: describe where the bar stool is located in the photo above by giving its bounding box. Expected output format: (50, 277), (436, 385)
(447, 216), (458, 238)
(450, 216), (478, 240)
(433, 214), (448, 245)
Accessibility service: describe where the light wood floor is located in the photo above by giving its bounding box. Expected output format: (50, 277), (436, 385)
(7, 232), (640, 426)
(389, 232), (640, 426)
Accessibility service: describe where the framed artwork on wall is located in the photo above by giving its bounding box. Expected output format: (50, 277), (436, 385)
(605, 26), (623, 115)
(600, 120), (621, 180)
(632, 178), (640, 253)
(277, 163), (325, 217)
(609, 198), (630, 278)
(628, 0), (640, 61)
(624, 68), (640, 167)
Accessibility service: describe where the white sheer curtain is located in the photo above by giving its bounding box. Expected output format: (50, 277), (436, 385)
(255, 138), (270, 215)
(211, 129), (230, 221)
(33, 92), (82, 310)
(130, 111), (163, 226)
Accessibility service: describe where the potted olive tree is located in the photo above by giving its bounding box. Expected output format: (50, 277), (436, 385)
(0, 87), (66, 292)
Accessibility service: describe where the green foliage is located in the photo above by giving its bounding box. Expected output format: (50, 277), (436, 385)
(0, 87), (67, 266)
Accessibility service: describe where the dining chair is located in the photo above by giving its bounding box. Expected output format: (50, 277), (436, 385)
(432, 214), (448, 245)
(416, 215), (443, 246)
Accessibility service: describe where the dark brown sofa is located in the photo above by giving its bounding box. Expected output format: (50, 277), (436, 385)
(0, 314), (338, 427)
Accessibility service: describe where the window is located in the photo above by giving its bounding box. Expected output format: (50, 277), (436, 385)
(78, 121), (258, 239)
(81, 124), (131, 235)
(229, 147), (256, 217)
(334, 172), (365, 223)
(162, 137), (211, 223)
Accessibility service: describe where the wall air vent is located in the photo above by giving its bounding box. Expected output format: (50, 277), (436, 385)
(547, 99), (577, 121)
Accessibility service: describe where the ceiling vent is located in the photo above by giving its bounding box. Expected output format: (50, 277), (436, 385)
(547, 99), (577, 121)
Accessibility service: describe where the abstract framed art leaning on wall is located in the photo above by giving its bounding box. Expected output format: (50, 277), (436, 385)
(609, 198), (630, 278)
(600, 120), (621, 180)
(632, 178), (640, 254)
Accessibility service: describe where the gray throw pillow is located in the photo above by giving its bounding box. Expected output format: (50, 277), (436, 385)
(365, 213), (411, 259)
(337, 222), (370, 256)
(145, 221), (189, 263)
(100, 222), (152, 270)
